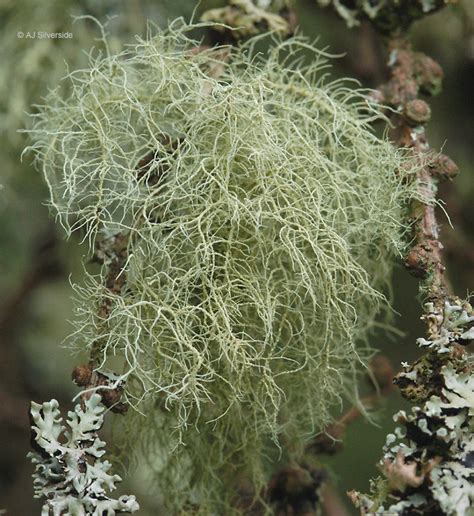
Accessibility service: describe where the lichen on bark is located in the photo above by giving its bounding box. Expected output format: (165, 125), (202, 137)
(25, 21), (418, 513)
(29, 394), (139, 515)
(350, 300), (473, 515)
(317, 0), (455, 33)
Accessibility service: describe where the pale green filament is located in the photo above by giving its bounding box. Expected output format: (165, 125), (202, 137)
(26, 22), (418, 514)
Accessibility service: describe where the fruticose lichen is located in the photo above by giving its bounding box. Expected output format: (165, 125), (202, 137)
(0, 0), (171, 291)
(26, 22), (419, 513)
(350, 299), (474, 515)
(29, 394), (139, 515)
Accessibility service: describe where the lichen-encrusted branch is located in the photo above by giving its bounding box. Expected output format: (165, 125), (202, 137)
(349, 300), (474, 515)
(28, 394), (139, 515)
(375, 37), (458, 303)
(324, 4), (473, 516)
(318, 0), (455, 33)
(68, 231), (131, 414)
(201, 0), (295, 40)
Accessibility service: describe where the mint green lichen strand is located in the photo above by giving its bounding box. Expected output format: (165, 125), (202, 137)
(26, 23), (416, 514)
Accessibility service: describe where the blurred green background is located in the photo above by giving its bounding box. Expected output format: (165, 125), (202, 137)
(0, 1), (472, 514)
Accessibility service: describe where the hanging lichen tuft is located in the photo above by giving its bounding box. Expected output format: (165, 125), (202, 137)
(25, 21), (419, 514)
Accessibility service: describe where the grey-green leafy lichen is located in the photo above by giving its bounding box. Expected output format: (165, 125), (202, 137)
(29, 394), (139, 515)
(350, 299), (474, 515)
(25, 22), (418, 514)
(201, 0), (293, 39)
(317, 0), (454, 33)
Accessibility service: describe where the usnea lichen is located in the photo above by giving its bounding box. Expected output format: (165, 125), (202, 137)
(0, 0), (175, 183)
(26, 22), (418, 513)
(0, 0), (169, 285)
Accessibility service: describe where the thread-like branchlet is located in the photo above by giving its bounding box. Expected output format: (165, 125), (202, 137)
(26, 22), (418, 514)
